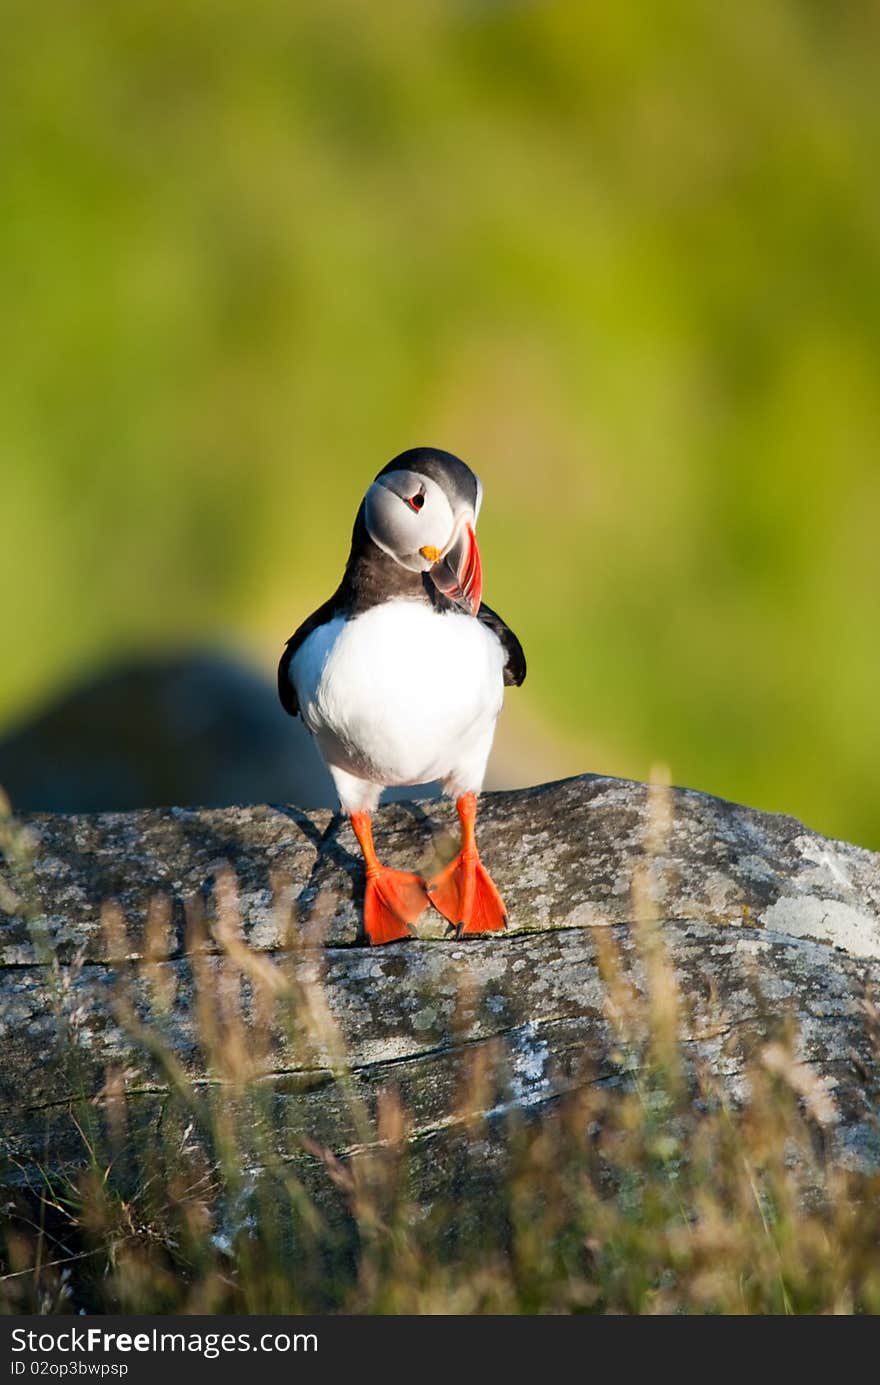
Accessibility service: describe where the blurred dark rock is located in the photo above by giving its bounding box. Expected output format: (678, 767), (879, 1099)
(0, 651), (441, 814)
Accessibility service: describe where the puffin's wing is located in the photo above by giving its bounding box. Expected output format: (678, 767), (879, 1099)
(278, 596), (340, 718)
(477, 602), (527, 687)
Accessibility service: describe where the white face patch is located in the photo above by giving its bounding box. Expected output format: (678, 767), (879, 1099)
(364, 471), (457, 571)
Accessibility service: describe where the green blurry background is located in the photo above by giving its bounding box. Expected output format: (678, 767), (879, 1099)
(2, 0), (878, 845)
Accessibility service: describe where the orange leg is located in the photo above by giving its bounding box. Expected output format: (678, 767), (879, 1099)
(427, 792), (508, 936)
(350, 811), (429, 945)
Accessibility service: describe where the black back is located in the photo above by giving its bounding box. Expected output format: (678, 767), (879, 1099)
(476, 603), (527, 687)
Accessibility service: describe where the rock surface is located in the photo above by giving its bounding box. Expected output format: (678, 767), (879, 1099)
(2, 773), (880, 1190)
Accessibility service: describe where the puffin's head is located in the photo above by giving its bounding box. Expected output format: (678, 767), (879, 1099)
(363, 447), (483, 614)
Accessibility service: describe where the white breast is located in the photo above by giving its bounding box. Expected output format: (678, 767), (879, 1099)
(290, 599), (506, 793)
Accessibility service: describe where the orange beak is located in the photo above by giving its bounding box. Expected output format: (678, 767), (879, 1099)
(427, 523), (483, 615)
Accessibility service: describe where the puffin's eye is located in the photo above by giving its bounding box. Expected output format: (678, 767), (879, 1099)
(405, 493), (425, 513)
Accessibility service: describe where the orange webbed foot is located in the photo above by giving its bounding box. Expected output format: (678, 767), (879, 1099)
(426, 791), (508, 937)
(363, 866), (430, 946)
(427, 851), (508, 936)
(350, 809), (430, 946)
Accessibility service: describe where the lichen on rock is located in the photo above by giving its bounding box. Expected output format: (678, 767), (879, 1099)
(1, 773), (879, 1189)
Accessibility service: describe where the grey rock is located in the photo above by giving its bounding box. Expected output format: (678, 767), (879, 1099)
(1, 773), (879, 1190)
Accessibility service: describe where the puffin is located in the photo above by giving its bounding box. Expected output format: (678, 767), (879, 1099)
(278, 448), (526, 945)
